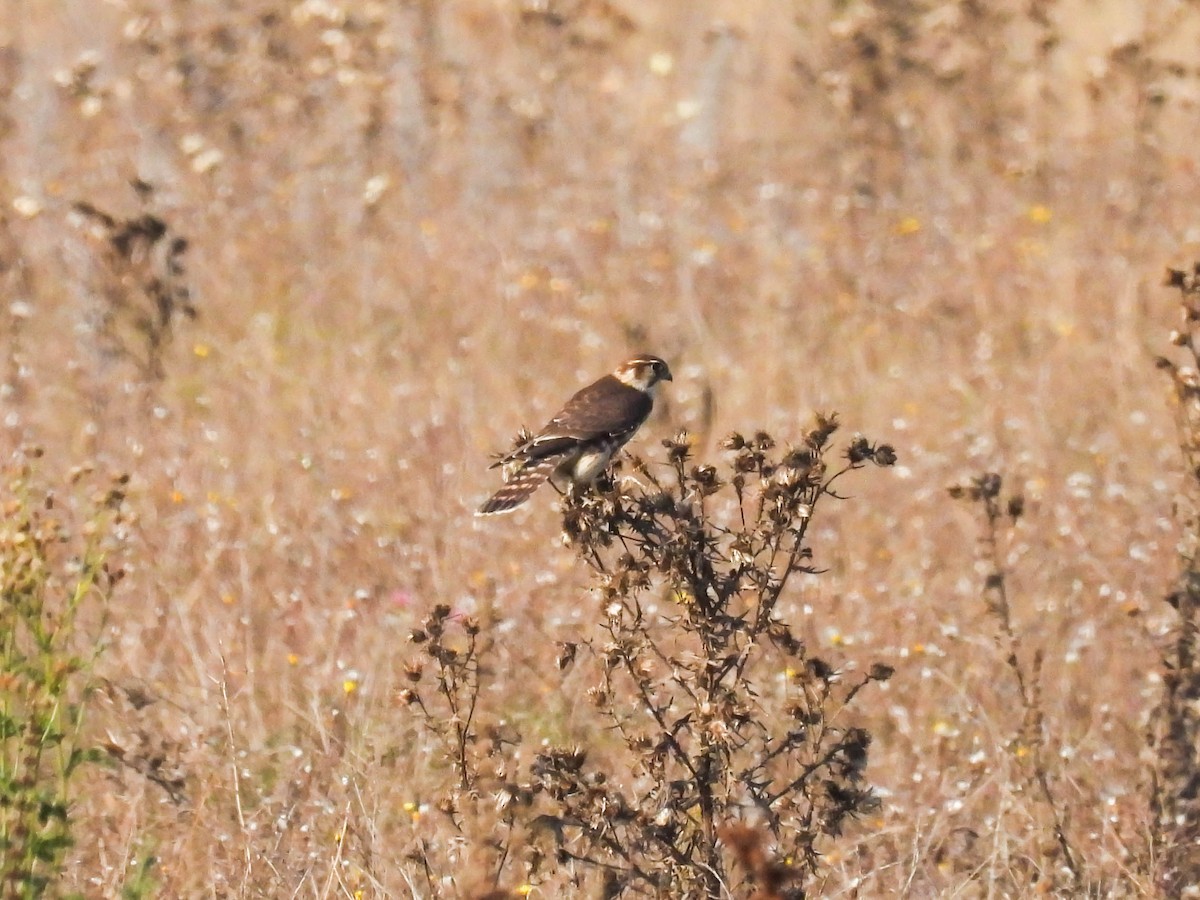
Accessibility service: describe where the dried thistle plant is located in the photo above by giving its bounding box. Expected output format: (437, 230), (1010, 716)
(521, 418), (897, 898)
(400, 605), (532, 895)
(403, 604), (487, 794)
(949, 472), (1083, 892)
(1148, 263), (1200, 893)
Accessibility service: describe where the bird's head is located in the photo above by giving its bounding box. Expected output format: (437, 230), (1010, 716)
(613, 355), (673, 394)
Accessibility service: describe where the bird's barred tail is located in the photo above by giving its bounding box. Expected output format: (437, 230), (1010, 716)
(477, 457), (558, 515)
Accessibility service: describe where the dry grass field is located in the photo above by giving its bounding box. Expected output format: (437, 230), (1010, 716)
(4, 0), (1200, 896)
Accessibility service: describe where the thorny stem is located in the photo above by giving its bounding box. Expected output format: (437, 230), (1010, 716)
(616, 639), (700, 781)
(455, 631), (481, 791)
(557, 846), (657, 887)
(764, 742), (849, 809)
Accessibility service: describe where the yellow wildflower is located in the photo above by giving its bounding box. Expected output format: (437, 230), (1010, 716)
(1027, 204), (1053, 224)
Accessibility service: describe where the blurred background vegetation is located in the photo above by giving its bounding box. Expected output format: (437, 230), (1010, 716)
(2, 0), (1199, 895)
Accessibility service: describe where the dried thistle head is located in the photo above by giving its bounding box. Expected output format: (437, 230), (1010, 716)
(662, 431), (693, 464)
(806, 412), (840, 449)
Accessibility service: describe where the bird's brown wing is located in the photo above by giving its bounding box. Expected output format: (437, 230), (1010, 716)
(532, 376), (651, 452)
(500, 375), (652, 464)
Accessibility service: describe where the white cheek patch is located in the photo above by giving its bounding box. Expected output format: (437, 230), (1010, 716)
(615, 366), (655, 391)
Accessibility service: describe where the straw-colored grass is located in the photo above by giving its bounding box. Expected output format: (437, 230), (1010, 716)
(1, 0), (1197, 895)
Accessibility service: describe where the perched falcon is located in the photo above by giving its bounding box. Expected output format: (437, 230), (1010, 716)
(478, 354), (673, 515)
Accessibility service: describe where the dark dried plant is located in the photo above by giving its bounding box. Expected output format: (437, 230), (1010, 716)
(949, 473), (1083, 892)
(72, 184), (195, 383)
(400, 605), (530, 896)
(1148, 263), (1200, 893)
(403, 604), (487, 795)
(522, 418), (896, 898)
